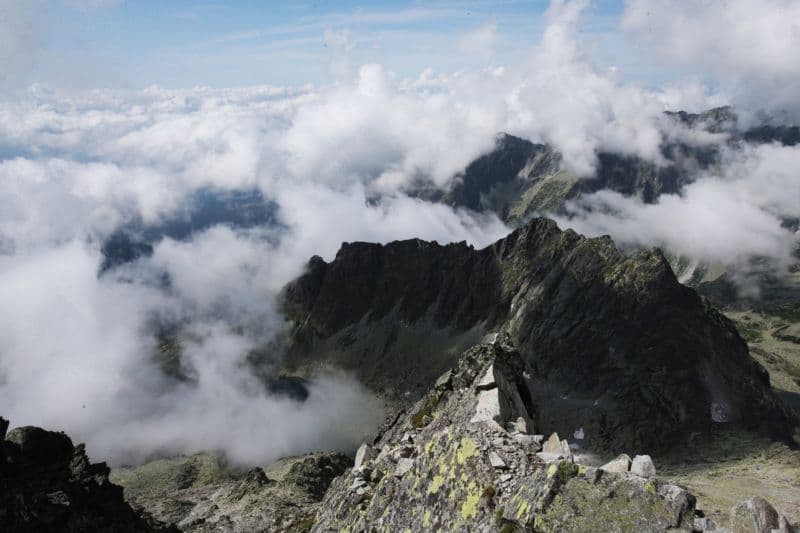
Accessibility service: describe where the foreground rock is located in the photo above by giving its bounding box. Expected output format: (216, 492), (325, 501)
(730, 496), (794, 533)
(111, 451), (351, 532)
(283, 217), (796, 453)
(0, 416), (172, 532)
(312, 341), (698, 532)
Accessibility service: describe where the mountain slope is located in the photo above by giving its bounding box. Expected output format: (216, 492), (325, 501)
(282, 218), (796, 453)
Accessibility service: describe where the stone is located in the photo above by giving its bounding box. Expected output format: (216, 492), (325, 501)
(600, 454), (632, 473)
(470, 388), (503, 428)
(434, 370), (453, 390)
(542, 432), (563, 455)
(400, 432), (414, 444)
(354, 443), (378, 469)
(397, 445), (414, 458)
(631, 454), (656, 478)
(694, 516), (718, 531)
(488, 451), (506, 469)
(349, 478), (367, 491)
(560, 439), (572, 457)
(475, 364), (496, 390)
(515, 416), (529, 434)
(394, 458), (414, 477)
(730, 497), (791, 533)
(499, 474), (512, 483)
(513, 434), (542, 449)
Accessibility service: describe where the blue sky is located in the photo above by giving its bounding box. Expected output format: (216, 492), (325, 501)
(22, 0), (656, 90)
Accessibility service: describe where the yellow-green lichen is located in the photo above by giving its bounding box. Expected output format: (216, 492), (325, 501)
(422, 510), (432, 528)
(429, 475), (446, 494)
(460, 489), (482, 520)
(547, 463), (558, 478)
(456, 437), (478, 464)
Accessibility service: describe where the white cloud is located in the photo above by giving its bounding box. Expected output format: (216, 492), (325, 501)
(557, 143), (800, 272)
(622, 0), (800, 123)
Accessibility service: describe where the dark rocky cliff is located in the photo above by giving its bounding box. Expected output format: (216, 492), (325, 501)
(0, 417), (173, 532)
(282, 218), (796, 454)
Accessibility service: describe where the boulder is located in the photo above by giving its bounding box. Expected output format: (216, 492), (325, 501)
(542, 432), (563, 455)
(631, 454), (656, 478)
(488, 451), (506, 469)
(394, 458), (414, 477)
(354, 443), (377, 469)
(730, 497), (793, 533)
(601, 453), (632, 473)
(470, 388), (503, 429)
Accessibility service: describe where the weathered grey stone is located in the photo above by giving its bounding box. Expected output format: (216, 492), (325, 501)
(469, 388), (502, 429)
(393, 458), (414, 477)
(488, 451), (506, 469)
(513, 434), (543, 449)
(515, 416), (529, 434)
(560, 439), (572, 458)
(730, 497), (791, 533)
(601, 453), (632, 473)
(434, 369), (453, 389)
(354, 443), (377, 469)
(542, 432), (563, 455)
(475, 364), (495, 390)
(631, 454), (656, 478)
(694, 516), (717, 530)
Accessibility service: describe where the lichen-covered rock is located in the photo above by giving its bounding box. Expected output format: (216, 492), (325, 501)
(0, 417), (173, 532)
(311, 342), (696, 532)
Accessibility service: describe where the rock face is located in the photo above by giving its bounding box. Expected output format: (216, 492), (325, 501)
(111, 451), (351, 532)
(0, 417), (172, 532)
(282, 217), (795, 453)
(312, 342), (698, 532)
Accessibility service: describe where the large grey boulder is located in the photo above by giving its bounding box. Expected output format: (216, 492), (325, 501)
(631, 454), (657, 478)
(601, 453), (632, 473)
(730, 497), (793, 533)
(353, 443), (377, 469)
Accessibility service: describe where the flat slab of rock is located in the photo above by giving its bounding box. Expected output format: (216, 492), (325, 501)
(601, 453), (632, 473)
(470, 388), (502, 428)
(489, 451), (506, 469)
(631, 454), (656, 478)
(354, 443), (378, 469)
(393, 458), (414, 477)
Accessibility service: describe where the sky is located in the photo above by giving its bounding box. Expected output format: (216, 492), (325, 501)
(0, 0), (799, 466)
(10, 0), (653, 90)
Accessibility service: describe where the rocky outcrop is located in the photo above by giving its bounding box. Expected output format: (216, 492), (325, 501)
(0, 416), (172, 532)
(111, 451), (351, 532)
(282, 218), (796, 453)
(312, 341), (698, 532)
